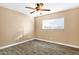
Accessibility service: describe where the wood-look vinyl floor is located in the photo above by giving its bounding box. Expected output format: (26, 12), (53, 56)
(0, 39), (79, 55)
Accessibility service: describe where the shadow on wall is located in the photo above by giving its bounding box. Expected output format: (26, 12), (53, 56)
(0, 7), (34, 47)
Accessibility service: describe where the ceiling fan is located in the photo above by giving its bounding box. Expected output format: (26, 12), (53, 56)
(25, 3), (51, 14)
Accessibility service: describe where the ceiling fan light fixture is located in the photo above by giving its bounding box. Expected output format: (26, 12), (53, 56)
(25, 3), (51, 14)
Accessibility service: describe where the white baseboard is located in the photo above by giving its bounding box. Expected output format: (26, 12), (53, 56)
(34, 38), (79, 49)
(0, 38), (34, 50)
(0, 38), (79, 50)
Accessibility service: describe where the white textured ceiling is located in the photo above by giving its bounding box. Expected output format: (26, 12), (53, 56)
(0, 3), (79, 17)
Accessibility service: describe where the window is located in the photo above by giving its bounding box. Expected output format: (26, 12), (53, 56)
(42, 17), (64, 29)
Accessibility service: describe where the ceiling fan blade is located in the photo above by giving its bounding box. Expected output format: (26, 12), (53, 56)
(30, 11), (35, 14)
(25, 6), (35, 10)
(40, 9), (51, 11)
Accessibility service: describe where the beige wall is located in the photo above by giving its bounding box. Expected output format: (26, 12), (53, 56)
(0, 7), (34, 47)
(0, 6), (79, 47)
(35, 7), (79, 46)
